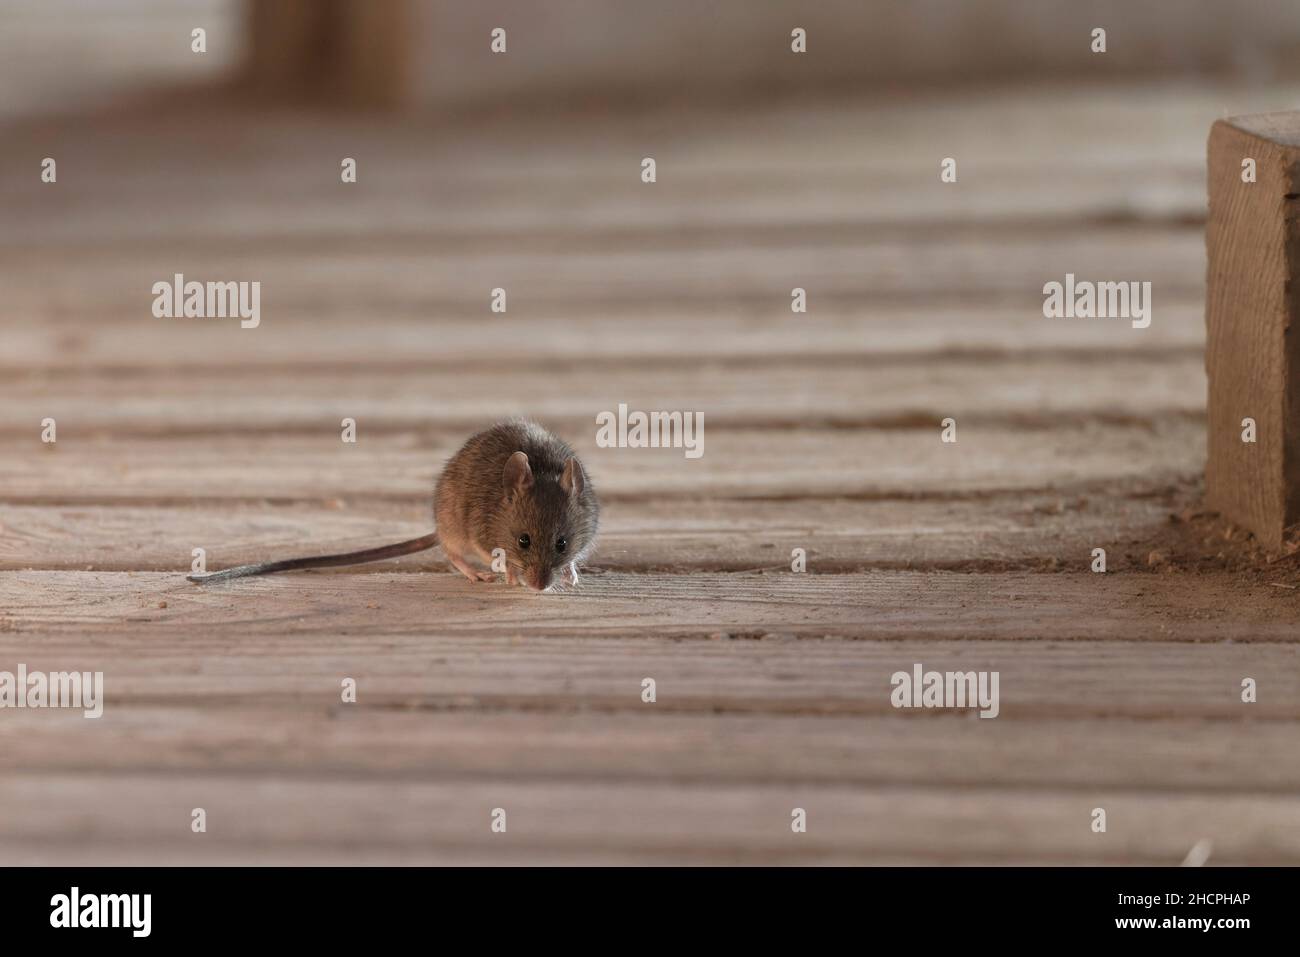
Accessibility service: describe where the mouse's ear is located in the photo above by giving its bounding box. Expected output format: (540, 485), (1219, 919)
(560, 457), (585, 497)
(503, 451), (534, 494)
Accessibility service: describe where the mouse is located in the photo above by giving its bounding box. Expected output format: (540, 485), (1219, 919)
(187, 419), (599, 592)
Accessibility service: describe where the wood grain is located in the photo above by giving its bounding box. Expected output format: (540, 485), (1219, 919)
(0, 228), (1208, 309)
(1205, 115), (1300, 550)
(0, 422), (1205, 502)
(4, 570), (1299, 643)
(0, 302), (1207, 373)
(0, 772), (1295, 865)
(0, 492), (1182, 572)
(0, 81), (1289, 865)
(6, 707), (1298, 793)
(0, 358), (1207, 436)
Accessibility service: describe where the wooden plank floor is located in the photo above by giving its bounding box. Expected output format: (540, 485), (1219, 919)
(4, 82), (1300, 864)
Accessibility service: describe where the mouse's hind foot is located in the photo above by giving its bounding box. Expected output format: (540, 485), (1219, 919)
(447, 552), (495, 583)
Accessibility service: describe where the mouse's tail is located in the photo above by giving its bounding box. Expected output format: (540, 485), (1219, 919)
(187, 531), (440, 584)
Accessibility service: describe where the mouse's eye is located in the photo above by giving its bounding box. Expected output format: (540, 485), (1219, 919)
(518, 534), (531, 550)
(556, 536), (567, 554)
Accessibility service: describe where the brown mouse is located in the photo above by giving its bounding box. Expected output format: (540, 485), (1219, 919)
(187, 419), (599, 592)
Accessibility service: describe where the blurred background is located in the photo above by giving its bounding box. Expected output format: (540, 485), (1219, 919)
(9, 0), (1300, 115)
(5, 1), (1300, 865)
(9, 0), (1300, 506)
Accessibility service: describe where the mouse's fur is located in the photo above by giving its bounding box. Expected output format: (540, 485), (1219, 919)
(436, 419), (598, 591)
(188, 420), (599, 592)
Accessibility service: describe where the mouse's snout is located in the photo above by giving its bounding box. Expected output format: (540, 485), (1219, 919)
(526, 567), (553, 592)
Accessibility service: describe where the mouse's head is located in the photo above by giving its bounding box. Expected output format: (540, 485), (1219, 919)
(496, 450), (598, 591)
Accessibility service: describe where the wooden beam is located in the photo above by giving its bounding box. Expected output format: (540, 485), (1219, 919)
(1206, 113), (1300, 550)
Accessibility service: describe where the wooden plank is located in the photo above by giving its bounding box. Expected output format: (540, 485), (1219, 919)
(0, 302), (1207, 373)
(0, 423), (1206, 501)
(0, 358), (1207, 436)
(0, 492), (1183, 572)
(3, 707), (1297, 794)
(5, 571), (1300, 644)
(1, 79), (1285, 871)
(0, 167), (1210, 245)
(13, 84), (1300, 276)
(0, 774), (1295, 865)
(0, 228), (1208, 307)
(0, 82), (1279, 168)
(9, 85), (1300, 239)
(1205, 114), (1300, 551)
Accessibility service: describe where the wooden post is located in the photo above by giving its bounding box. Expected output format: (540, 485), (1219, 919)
(1206, 113), (1300, 551)
(244, 0), (411, 108)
